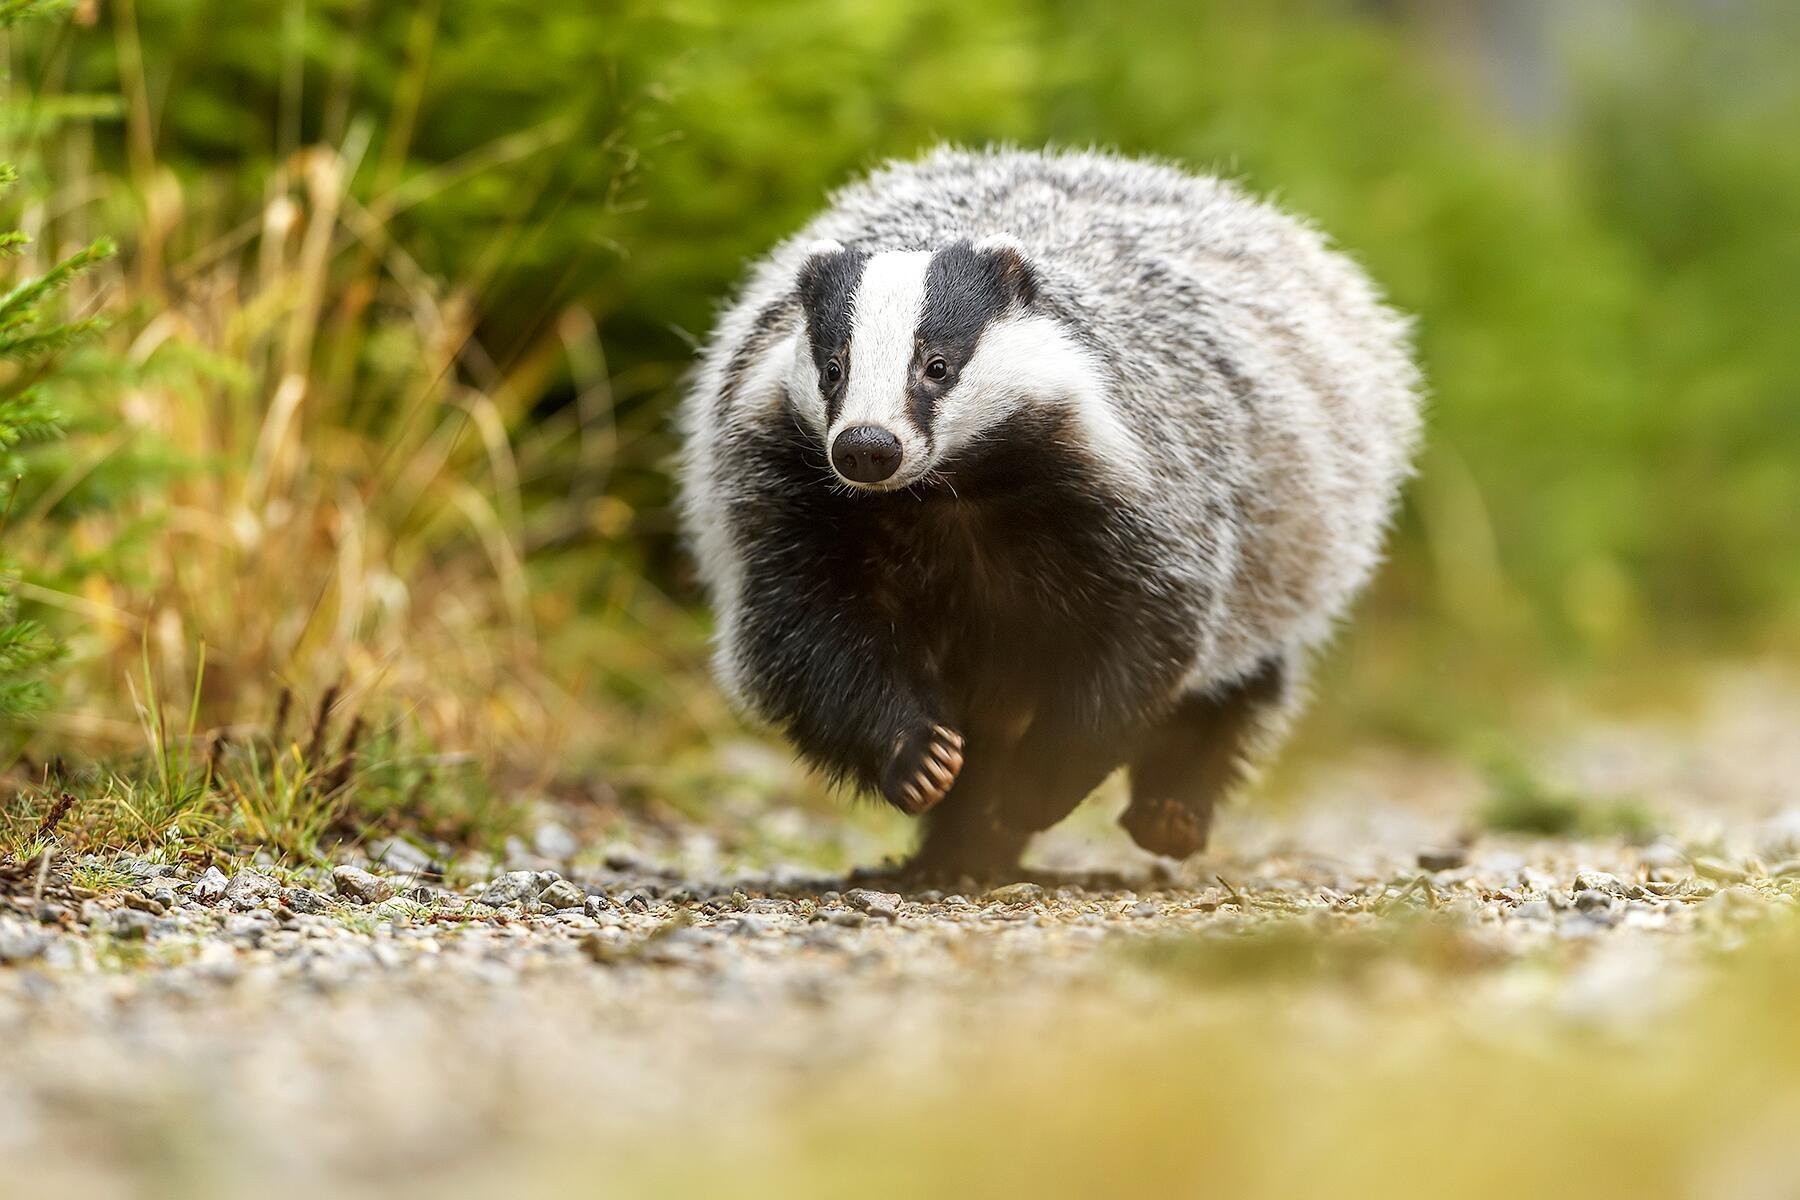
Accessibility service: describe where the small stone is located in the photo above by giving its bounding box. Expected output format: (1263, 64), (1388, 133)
(282, 887), (332, 914)
(331, 865), (394, 905)
(1417, 847), (1468, 872)
(123, 892), (168, 916)
(985, 882), (1045, 906)
(191, 866), (230, 905)
(476, 871), (542, 908)
(1572, 888), (1615, 913)
(827, 910), (869, 928)
(1693, 857), (1750, 884)
(1573, 870), (1632, 898)
(844, 889), (901, 921)
(539, 879), (585, 910)
(224, 870), (280, 911)
(368, 897), (416, 924)
(0, 919), (47, 963)
(1514, 899), (1554, 920)
(1130, 902), (1159, 919)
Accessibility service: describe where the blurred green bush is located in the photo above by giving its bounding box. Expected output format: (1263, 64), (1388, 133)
(25, 0), (1800, 708)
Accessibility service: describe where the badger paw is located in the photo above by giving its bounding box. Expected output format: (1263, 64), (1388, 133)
(1120, 796), (1210, 860)
(881, 724), (964, 815)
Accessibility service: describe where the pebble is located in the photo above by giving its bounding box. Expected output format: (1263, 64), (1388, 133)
(123, 892), (168, 916)
(539, 880), (586, 911)
(332, 866), (394, 905)
(282, 888), (333, 915)
(1572, 889), (1615, 914)
(368, 898), (417, 924)
(476, 871), (543, 908)
(844, 889), (901, 921)
(1573, 871), (1633, 899)
(986, 882), (1046, 906)
(1692, 857), (1750, 884)
(191, 866), (230, 905)
(0, 918), (47, 963)
(224, 870), (281, 911)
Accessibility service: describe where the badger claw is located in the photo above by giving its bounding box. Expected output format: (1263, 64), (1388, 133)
(882, 724), (964, 815)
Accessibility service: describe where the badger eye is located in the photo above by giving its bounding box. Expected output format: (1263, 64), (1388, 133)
(925, 356), (949, 381)
(824, 359), (842, 385)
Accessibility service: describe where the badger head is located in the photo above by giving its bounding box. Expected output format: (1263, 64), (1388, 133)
(777, 234), (1128, 492)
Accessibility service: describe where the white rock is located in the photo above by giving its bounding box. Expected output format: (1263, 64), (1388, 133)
(539, 879), (585, 910)
(224, 870), (280, 911)
(476, 871), (542, 907)
(331, 865), (394, 905)
(191, 865), (230, 905)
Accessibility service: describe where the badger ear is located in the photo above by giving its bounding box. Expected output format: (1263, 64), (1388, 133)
(974, 232), (1038, 307)
(794, 238), (849, 308)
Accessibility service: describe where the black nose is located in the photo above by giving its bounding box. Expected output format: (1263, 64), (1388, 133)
(831, 425), (903, 484)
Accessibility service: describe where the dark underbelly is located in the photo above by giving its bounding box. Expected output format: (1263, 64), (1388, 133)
(859, 499), (1125, 740)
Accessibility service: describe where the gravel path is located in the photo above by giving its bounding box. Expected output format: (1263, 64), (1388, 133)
(5, 669), (1800, 1198)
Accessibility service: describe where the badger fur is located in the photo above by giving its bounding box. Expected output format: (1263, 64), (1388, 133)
(680, 146), (1422, 878)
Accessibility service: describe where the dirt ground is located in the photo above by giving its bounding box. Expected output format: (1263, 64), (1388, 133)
(5, 668), (1800, 1199)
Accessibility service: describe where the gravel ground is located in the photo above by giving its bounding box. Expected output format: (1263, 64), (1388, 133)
(4, 668), (1800, 1198)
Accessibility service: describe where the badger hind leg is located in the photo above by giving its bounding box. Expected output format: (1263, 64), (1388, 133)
(1122, 654), (1292, 860)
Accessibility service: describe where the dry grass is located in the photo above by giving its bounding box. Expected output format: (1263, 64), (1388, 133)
(0, 6), (743, 860)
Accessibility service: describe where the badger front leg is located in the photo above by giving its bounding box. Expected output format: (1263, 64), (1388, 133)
(1122, 654), (1291, 859)
(730, 581), (962, 814)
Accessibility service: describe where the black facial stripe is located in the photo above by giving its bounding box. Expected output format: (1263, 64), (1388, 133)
(796, 246), (869, 426)
(911, 240), (1036, 437)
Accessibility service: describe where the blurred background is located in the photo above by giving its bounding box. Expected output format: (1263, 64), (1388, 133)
(1, 0), (1796, 860)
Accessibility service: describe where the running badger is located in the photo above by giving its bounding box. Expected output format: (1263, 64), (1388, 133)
(680, 147), (1422, 878)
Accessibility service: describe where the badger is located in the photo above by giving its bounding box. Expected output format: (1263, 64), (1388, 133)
(680, 146), (1422, 879)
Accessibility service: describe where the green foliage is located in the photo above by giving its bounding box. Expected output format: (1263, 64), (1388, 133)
(0, 148), (113, 727)
(1, 0), (1794, 854)
(34, 0), (1796, 666)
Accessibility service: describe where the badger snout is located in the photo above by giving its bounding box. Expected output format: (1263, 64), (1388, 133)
(831, 425), (903, 484)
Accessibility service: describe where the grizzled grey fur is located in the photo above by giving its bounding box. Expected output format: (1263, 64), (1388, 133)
(680, 146), (1423, 878)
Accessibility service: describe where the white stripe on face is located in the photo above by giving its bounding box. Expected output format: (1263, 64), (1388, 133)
(833, 251), (931, 467)
(940, 312), (1152, 494)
